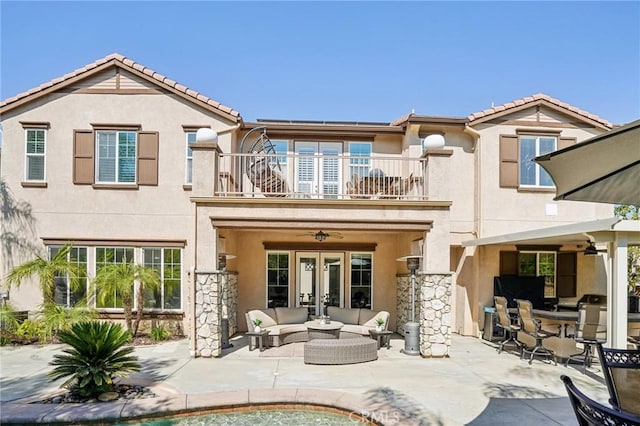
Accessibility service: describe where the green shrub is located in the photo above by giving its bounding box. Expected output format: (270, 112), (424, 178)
(48, 321), (141, 397)
(0, 304), (22, 345)
(16, 319), (46, 342)
(38, 302), (97, 341)
(150, 323), (169, 342)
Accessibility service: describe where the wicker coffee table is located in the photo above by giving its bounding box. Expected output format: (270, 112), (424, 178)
(304, 337), (378, 365)
(304, 320), (344, 340)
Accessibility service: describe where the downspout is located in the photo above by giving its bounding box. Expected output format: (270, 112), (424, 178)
(464, 123), (482, 338)
(217, 123), (241, 135)
(464, 125), (482, 239)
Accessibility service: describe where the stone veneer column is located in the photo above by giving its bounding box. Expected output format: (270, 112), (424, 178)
(418, 273), (452, 357)
(194, 271), (237, 357)
(395, 274), (421, 335)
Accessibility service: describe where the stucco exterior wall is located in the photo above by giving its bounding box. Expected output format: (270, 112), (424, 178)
(473, 114), (613, 239)
(1, 84), (234, 314)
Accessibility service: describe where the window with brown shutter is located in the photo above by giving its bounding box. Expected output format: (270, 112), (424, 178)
(138, 132), (159, 186)
(558, 136), (577, 150)
(73, 127), (158, 187)
(73, 130), (95, 184)
(498, 249), (576, 298)
(556, 252), (577, 297)
(499, 135), (519, 188)
(499, 251), (518, 275)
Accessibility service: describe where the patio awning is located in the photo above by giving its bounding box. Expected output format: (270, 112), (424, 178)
(463, 218), (640, 349)
(534, 118), (640, 205)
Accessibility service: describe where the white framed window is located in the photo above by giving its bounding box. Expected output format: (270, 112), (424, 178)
(96, 131), (137, 183)
(270, 140), (289, 177)
(49, 246), (88, 308)
(143, 247), (182, 310)
(185, 132), (195, 184)
(25, 128), (46, 181)
(267, 252), (290, 308)
(519, 136), (556, 187)
(95, 247), (134, 308)
(348, 142), (371, 180)
(519, 251), (557, 297)
(350, 253), (372, 308)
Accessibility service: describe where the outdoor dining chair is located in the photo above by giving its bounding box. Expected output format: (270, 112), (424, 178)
(595, 342), (640, 417)
(493, 296), (523, 354)
(565, 303), (607, 372)
(515, 299), (561, 365)
(561, 375), (640, 425)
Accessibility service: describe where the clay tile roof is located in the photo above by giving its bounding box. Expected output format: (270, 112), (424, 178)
(0, 52), (241, 121)
(468, 93), (612, 129)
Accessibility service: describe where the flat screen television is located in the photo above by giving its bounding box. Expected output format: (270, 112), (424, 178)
(493, 276), (545, 309)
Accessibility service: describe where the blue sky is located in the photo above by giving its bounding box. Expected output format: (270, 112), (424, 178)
(1, 1), (639, 125)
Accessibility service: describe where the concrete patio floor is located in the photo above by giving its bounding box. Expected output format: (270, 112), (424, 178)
(0, 333), (611, 425)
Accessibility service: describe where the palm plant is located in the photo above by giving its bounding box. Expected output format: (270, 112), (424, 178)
(37, 302), (97, 342)
(92, 262), (161, 336)
(49, 321), (140, 397)
(6, 244), (81, 305)
(0, 303), (21, 345)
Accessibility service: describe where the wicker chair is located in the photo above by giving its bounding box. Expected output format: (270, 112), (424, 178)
(494, 296), (523, 354)
(561, 375), (640, 425)
(240, 127), (290, 197)
(515, 299), (561, 365)
(595, 343), (640, 416)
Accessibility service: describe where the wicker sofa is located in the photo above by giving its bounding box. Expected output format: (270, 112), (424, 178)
(245, 307), (390, 347)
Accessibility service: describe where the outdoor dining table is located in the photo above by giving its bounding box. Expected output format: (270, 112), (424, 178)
(509, 308), (640, 358)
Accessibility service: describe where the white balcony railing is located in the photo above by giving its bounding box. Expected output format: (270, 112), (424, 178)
(216, 152), (426, 200)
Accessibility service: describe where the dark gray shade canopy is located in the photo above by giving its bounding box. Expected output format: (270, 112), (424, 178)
(535, 119), (640, 205)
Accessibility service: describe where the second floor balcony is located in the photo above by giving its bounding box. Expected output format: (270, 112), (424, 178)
(215, 152), (427, 200)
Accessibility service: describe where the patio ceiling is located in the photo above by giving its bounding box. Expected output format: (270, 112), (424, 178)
(463, 217), (640, 350)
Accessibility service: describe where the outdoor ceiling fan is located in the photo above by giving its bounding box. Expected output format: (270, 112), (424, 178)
(581, 241), (607, 256)
(296, 230), (344, 242)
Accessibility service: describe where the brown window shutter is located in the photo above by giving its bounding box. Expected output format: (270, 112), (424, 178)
(138, 131), (159, 186)
(499, 135), (518, 188)
(556, 252), (577, 297)
(73, 130), (94, 184)
(499, 251), (518, 275)
(558, 136), (577, 150)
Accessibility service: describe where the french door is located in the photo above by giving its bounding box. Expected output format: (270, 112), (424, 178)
(296, 252), (344, 316)
(294, 142), (342, 198)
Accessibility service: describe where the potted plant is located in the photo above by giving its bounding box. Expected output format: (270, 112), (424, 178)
(252, 318), (263, 332)
(375, 317), (385, 332)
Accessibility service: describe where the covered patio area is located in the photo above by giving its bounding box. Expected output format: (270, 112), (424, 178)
(463, 217), (640, 349)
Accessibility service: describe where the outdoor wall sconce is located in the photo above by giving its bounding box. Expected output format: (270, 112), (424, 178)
(218, 253), (236, 271)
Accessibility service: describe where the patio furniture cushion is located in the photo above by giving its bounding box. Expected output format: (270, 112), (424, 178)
(342, 324), (375, 335)
(327, 306), (359, 325)
(266, 324), (308, 336)
(248, 309), (277, 328)
(358, 308), (377, 325)
(361, 311), (390, 329)
(275, 307), (308, 324)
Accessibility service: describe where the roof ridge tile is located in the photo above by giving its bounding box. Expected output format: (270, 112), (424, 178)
(0, 52), (241, 120)
(468, 93), (612, 129)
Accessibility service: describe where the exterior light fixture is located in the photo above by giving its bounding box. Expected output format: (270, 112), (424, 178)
(195, 128), (218, 144)
(315, 231), (328, 242)
(422, 134), (445, 151)
(218, 253), (236, 271)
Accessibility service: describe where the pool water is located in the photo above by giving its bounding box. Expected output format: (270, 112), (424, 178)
(121, 408), (369, 426)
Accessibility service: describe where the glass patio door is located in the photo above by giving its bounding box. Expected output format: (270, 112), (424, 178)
(294, 142), (342, 198)
(296, 252), (344, 316)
